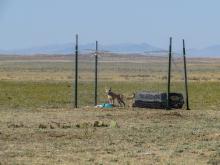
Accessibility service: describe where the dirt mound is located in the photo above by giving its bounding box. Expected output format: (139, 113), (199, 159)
(76, 120), (119, 128)
(7, 122), (25, 128)
(38, 121), (72, 129)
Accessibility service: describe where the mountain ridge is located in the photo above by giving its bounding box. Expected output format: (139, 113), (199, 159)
(0, 43), (165, 55)
(0, 43), (220, 57)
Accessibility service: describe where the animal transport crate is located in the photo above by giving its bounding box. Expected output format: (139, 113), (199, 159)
(133, 91), (184, 109)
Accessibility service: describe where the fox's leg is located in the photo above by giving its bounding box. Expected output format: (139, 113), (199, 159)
(118, 98), (125, 107)
(118, 99), (122, 106)
(121, 100), (125, 107)
(112, 98), (115, 105)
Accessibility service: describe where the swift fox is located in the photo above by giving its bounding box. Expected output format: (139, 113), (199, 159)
(105, 88), (125, 107)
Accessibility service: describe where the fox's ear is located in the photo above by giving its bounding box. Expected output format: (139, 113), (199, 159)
(110, 87), (112, 91)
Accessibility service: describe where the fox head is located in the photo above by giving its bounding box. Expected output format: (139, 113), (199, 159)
(105, 87), (112, 94)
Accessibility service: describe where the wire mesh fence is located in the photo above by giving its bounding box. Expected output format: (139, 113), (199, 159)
(0, 44), (219, 110)
(75, 51), (177, 107)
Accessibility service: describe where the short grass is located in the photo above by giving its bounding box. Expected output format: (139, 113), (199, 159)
(0, 108), (219, 165)
(0, 55), (219, 165)
(0, 80), (219, 110)
(0, 55), (219, 82)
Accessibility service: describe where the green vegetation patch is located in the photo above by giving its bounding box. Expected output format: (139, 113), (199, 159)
(0, 80), (219, 110)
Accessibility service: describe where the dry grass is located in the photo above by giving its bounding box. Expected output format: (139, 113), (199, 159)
(0, 108), (219, 165)
(0, 55), (219, 82)
(0, 55), (219, 164)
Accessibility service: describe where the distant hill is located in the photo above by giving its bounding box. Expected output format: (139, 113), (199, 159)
(0, 43), (163, 55)
(99, 43), (163, 54)
(0, 43), (220, 57)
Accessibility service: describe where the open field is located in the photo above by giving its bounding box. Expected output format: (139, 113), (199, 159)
(0, 108), (219, 165)
(0, 55), (219, 82)
(0, 81), (219, 110)
(0, 55), (219, 164)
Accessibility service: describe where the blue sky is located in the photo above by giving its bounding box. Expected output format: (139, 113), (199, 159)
(0, 0), (220, 50)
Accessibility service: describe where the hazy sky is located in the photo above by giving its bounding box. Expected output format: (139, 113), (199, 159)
(0, 0), (220, 50)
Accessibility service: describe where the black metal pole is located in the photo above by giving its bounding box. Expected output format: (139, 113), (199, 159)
(94, 41), (98, 106)
(183, 39), (190, 110)
(167, 37), (172, 110)
(74, 34), (78, 108)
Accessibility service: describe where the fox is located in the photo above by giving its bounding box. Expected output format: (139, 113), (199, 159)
(105, 88), (125, 107)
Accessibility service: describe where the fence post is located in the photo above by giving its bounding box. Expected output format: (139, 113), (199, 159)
(167, 37), (172, 110)
(183, 39), (190, 110)
(74, 34), (78, 108)
(94, 41), (98, 106)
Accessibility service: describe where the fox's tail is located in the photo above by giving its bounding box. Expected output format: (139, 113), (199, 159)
(126, 93), (135, 100)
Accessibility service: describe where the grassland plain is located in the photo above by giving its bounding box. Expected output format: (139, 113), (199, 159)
(0, 55), (219, 165)
(0, 108), (219, 164)
(0, 81), (219, 110)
